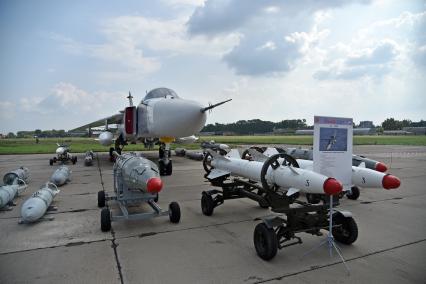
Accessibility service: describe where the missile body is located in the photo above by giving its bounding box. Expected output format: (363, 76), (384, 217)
(3, 167), (30, 185)
(207, 151), (342, 196)
(284, 147), (388, 172)
(20, 183), (60, 223)
(84, 151), (94, 166)
(0, 181), (28, 208)
(174, 148), (186, 156)
(114, 153), (163, 193)
(186, 151), (205, 161)
(295, 159), (400, 190)
(50, 166), (71, 186)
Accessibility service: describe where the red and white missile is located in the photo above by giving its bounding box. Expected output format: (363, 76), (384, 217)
(206, 150), (342, 196)
(295, 159), (400, 190)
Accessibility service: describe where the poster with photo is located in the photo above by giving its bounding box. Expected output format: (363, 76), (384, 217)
(313, 116), (353, 189)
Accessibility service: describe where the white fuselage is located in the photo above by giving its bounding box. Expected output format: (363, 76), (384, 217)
(134, 97), (207, 139)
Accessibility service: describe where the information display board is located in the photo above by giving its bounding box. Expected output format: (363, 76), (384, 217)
(313, 116), (353, 189)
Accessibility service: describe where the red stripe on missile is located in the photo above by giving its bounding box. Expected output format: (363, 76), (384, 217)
(375, 162), (388, 173)
(323, 178), (343, 195)
(147, 177), (163, 193)
(382, 174), (401, 189)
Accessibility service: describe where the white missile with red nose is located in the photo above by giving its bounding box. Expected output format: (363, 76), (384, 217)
(295, 159), (400, 190)
(206, 150), (343, 196)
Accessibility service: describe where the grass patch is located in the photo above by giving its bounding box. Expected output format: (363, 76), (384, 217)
(0, 135), (425, 155)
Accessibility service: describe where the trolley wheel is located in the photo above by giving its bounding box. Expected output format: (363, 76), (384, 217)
(72, 156), (77, 164)
(169, 202), (181, 223)
(346, 186), (360, 200)
(154, 193), (159, 202)
(101, 208), (111, 232)
(97, 191), (106, 208)
(49, 159), (53, 166)
(332, 215), (358, 245)
(201, 193), (215, 216)
(53, 157), (57, 162)
(253, 223), (278, 261)
(306, 193), (321, 204)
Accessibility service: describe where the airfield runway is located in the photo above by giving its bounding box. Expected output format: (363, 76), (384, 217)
(0, 145), (425, 283)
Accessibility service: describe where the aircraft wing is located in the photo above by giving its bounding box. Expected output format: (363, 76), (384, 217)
(70, 113), (123, 131)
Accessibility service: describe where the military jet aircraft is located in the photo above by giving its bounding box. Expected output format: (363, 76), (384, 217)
(71, 87), (231, 176)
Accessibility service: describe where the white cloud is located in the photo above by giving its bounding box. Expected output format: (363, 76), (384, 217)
(187, 0), (368, 76)
(0, 101), (16, 120)
(314, 40), (400, 80)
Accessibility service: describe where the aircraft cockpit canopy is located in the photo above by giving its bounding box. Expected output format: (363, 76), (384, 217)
(143, 88), (180, 102)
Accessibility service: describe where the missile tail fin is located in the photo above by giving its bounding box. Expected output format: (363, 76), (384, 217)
(207, 169), (231, 179)
(226, 149), (241, 159)
(248, 149), (268, 162)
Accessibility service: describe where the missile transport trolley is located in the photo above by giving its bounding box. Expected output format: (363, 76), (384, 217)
(97, 153), (181, 232)
(202, 152), (358, 260)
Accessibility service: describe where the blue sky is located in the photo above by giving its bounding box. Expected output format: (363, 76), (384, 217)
(0, 0), (425, 133)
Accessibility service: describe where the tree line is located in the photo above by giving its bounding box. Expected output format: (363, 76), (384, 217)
(3, 118), (425, 138)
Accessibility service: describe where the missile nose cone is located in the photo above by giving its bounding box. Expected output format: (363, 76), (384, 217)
(375, 162), (388, 173)
(323, 178), (343, 195)
(147, 177), (163, 193)
(382, 174), (401, 189)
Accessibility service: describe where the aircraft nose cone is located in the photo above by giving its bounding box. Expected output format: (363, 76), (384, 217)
(147, 177), (163, 193)
(323, 178), (343, 195)
(382, 174), (401, 189)
(375, 162), (388, 172)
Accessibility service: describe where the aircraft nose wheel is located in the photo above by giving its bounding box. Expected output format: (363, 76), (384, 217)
(159, 160), (173, 176)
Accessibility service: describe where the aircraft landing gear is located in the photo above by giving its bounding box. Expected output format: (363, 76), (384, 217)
(111, 135), (125, 161)
(159, 142), (172, 176)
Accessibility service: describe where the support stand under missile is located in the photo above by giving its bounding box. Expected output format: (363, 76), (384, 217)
(301, 195), (351, 275)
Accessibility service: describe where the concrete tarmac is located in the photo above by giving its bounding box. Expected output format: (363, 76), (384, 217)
(0, 145), (425, 283)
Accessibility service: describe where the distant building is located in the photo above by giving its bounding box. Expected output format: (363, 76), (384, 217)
(402, 127), (426, 135)
(359, 121), (374, 128)
(353, 128), (376, 135)
(383, 130), (412, 135)
(295, 129), (314, 135)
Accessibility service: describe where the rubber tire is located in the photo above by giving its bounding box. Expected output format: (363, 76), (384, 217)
(49, 159), (53, 166)
(159, 160), (166, 176)
(169, 202), (181, 223)
(253, 223), (278, 261)
(201, 193), (214, 216)
(97, 191), (106, 208)
(347, 186), (360, 200)
(53, 157), (57, 162)
(72, 157), (77, 164)
(101, 208), (111, 232)
(166, 161), (172, 175)
(333, 216), (358, 245)
(306, 193), (321, 204)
